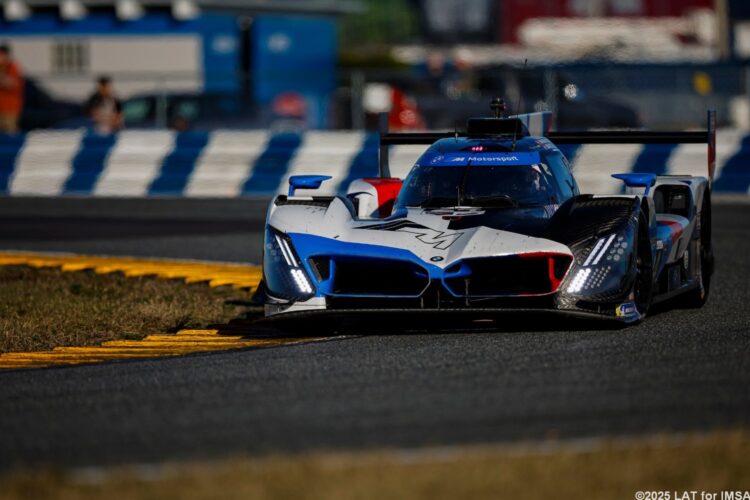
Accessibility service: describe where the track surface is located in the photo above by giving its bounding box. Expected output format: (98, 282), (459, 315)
(0, 197), (269, 263)
(0, 197), (748, 469)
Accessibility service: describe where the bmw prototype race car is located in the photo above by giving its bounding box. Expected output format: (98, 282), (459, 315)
(259, 106), (716, 324)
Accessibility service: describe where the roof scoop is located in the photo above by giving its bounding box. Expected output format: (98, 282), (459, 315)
(465, 98), (551, 137)
(466, 117), (529, 137)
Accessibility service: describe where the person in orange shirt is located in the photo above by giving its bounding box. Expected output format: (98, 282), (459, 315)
(0, 44), (24, 134)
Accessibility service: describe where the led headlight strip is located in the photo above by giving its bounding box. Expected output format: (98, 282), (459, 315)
(274, 233), (314, 295)
(583, 233), (616, 266)
(568, 233), (619, 293)
(567, 268), (592, 293)
(275, 234), (296, 267)
(290, 268), (313, 294)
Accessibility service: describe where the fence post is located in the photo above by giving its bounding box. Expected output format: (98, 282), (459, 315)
(378, 112), (390, 178)
(351, 70), (365, 131)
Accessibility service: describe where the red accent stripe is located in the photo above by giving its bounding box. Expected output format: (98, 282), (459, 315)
(363, 178), (403, 218)
(659, 219), (684, 243)
(548, 256), (562, 291)
(517, 252), (572, 293)
(708, 110), (716, 182)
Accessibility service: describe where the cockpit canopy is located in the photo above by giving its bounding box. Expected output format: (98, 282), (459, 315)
(394, 140), (579, 210)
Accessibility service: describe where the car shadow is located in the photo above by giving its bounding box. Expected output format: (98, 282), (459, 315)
(213, 307), (628, 338)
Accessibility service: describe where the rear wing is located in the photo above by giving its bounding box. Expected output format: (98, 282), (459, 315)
(548, 110), (716, 184)
(377, 110), (717, 184)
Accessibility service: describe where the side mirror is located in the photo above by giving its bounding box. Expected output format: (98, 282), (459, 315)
(612, 173), (656, 196)
(288, 175), (332, 196)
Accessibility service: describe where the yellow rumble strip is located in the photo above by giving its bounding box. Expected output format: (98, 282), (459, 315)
(0, 251), (263, 290)
(0, 251), (333, 370)
(0, 330), (329, 369)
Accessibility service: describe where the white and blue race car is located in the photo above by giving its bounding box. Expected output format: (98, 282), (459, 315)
(258, 108), (716, 324)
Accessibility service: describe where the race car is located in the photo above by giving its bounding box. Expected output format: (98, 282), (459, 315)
(259, 105), (716, 324)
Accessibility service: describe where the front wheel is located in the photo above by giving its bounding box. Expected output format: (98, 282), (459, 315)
(631, 209), (654, 321)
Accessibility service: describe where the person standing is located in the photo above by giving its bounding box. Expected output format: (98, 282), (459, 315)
(0, 44), (24, 134)
(85, 76), (123, 134)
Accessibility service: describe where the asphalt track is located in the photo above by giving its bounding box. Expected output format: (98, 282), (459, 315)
(0, 196), (748, 469)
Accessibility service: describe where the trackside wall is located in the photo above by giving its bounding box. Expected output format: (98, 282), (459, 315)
(1, 130), (749, 197)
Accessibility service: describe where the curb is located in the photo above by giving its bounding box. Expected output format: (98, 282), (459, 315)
(0, 252), (325, 370)
(0, 329), (328, 370)
(0, 251), (262, 290)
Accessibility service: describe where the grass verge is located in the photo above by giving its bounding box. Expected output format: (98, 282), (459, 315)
(0, 266), (248, 354)
(1, 430), (749, 500)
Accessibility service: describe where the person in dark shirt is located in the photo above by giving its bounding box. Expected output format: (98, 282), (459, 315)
(85, 76), (122, 134)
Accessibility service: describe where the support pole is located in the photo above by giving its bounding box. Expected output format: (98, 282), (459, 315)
(378, 112), (391, 178)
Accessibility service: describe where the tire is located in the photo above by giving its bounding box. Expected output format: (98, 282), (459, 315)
(681, 191), (713, 308)
(632, 209), (654, 319)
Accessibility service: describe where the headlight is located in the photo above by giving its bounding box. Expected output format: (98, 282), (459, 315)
(583, 233), (630, 266)
(565, 228), (634, 296)
(264, 228), (315, 300)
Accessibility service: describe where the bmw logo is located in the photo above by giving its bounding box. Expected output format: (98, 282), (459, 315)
(430, 256), (444, 262)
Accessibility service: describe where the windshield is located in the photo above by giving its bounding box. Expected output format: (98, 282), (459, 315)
(395, 161), (562, 209)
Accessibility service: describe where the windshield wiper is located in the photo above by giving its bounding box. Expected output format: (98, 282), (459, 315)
(465, 195), (519, 208)
(458, 161), (471, 206)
